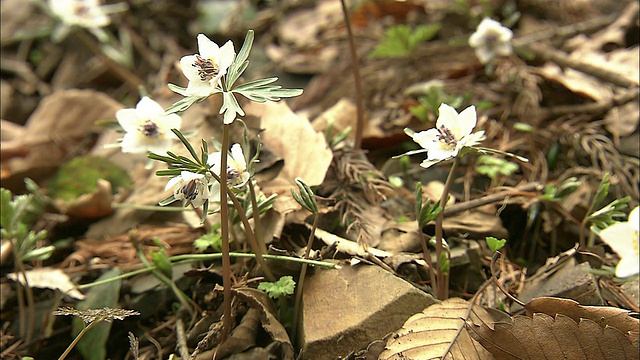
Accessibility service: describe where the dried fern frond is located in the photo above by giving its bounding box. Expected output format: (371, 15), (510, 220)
(320, 150), (395, 247)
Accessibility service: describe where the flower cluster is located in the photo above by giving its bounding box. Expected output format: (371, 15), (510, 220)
(116, 97), (182, 155)
(164, 144), (250, 208)
(405, 103), (486, 168)
(599, 206), (639, 278)
(468, 18), (513, 65)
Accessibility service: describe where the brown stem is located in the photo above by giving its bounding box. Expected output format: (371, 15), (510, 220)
(292, 214), (320, 346)
(208, 171), (275, 281)
(443, 182), (543, 216)
(490, 251), (525, 307)
(220, 124), (233, 341)
(340, 0), (365, 150)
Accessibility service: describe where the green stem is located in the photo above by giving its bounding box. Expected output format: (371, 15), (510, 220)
(248, 180), (267, 254)
(11, 239), (35, 344)
(418, 231), (437, 293)
(220, 124), (233, 341)
(58, 320), (100, 360)
(136, 245), (194, 315)
(340, 0), (365, 150)
(435, 157), (459, 300)
(292, 214), (320, 345)
(76, 253), (338, 290)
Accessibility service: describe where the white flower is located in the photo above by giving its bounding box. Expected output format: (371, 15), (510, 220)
(177, 34), (235, 97)
(408, 103), (485, 168)
(468, 18), (513, 64)
(116, 97), (182, 155)
(208, 143), (251, 187)
(49, 0), (111, 29)
(207, 143), (251, 202)
(599, 206), (639, 278)
(165, 171), (210, 208)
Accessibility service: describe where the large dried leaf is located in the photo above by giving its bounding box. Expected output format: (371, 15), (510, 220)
(3, 89), (122, 185)
(379, 298), (495, 360)
(245, 101), (333, 216)
(7, 267), (85, 300)
(524, 297), (639, 338)
(469, 312), (639, 360)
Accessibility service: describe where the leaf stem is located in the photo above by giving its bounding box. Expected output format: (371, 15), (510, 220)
(435, 157), (459, 300)
(57, 320), (100, 360)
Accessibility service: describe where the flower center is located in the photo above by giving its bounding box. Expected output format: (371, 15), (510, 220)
(140, 120), (160, 138)
(180, 180), (200, 201)
(227, 167), (242, 186)
(193, 55), (219, 82)
(437, 125), (457, 146)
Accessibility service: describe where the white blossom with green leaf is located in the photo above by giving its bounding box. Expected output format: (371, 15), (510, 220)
(167, 30), (303, 124)
(599, 206), (639, 278)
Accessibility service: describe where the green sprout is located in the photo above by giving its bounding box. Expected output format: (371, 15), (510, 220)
(369, 24), (441, 59)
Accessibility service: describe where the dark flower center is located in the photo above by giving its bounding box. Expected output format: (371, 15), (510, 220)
(180, 180), (200, 201)
(193, 54), (219, 81)
(140, 120), (160, 138)
(437, 125), (457, 145)
(227, 167), (242, 185)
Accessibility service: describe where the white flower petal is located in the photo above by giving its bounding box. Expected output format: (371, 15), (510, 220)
(197, 34), (221, 60)
(136, 97), (164, 117)
(630, 206), (639, 232)
(185, 80), (216, 97)
(160, 114), (182, 133)
(217, 40), (236, 73)
(411, 129), (440, 149)
(230, 143), (246, 170)
(615, 254), (639, 278)
(600, 222), (636, 256)
(180, 55), (203, 82)
(428, 144), (457, 162)
(165, 175), (183, 191)
(116, 108), (140, 133)
(451, 105), (477, 138)
(435, 103), (459, 129)
(119, 132), (144, 153)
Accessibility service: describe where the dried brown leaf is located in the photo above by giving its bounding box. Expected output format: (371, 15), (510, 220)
(524, 296), (640, 335)
(469, 313), (639, 360)
(379, 298), (494, 360)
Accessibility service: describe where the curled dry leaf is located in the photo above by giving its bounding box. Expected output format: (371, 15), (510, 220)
(230, 286), (295, 360)
(7, 267), (85, 300)
(468, 312), (639, 360)
(380, 297), (495, 360)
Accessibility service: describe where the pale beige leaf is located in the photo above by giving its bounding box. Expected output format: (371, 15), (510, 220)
(379, 298), (495, 360)
(7, 267), (85, 300)
(245, 101), (333, 216)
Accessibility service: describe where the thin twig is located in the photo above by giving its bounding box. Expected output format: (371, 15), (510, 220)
(340, 0), (365, 149)
(490, 251), (525, 308)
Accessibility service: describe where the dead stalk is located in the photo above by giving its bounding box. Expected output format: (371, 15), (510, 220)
(340, 0), (365, 150)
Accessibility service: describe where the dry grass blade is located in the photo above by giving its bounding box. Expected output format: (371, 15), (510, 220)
(468, 313), (639, 360)
(379, 298), (494, 360)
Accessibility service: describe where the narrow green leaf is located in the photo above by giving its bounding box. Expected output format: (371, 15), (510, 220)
(172, 129), (200, 163)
